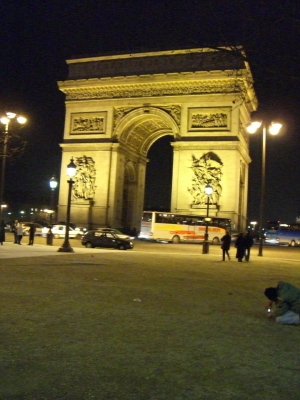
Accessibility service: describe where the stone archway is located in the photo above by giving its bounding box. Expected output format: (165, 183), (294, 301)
(114, 106), (180, 231)
(57, 48), (257, 232)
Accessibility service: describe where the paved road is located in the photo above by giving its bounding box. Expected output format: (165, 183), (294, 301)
(1, 232), (300, 260)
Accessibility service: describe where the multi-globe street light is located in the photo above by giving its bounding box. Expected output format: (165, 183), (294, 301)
(247, 120), (282, 256)
(202, 183), (213, 254)
(58, 158), (76, 253)
(0, 112), (27, 218)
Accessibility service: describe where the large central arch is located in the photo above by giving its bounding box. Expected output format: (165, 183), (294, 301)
(115, 106), (179, 229)
(57, 48), (257, 232)
(116, 106), (180, 156)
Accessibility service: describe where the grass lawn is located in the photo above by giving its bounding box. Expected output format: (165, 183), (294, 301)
(1, 250), (300, 399)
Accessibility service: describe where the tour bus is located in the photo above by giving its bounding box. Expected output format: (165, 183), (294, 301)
(138, 211), (231, 244)
(264, 225), (300, 246)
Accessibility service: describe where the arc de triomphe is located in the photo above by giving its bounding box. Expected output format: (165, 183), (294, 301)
(57, 48), (257, 232)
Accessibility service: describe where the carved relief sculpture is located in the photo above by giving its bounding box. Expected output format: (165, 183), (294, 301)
(157, 105), (181, 126)
(188, 152), (223, 206)
(113, 104), (181, 129)
(70, 112), (106, 134)
(72, 156), (96, 200)
(113, 107), (137, 128)
(188, 107), (231, 131)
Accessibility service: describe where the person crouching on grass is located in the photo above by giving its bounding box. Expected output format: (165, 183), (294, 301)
(264, 281), (300, 325)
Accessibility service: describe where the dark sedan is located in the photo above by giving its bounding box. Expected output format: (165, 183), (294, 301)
(81, 230), (134, 250)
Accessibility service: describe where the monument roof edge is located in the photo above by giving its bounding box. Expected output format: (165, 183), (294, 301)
(66, 47), (237, 64)
(65, 47), (247, 80)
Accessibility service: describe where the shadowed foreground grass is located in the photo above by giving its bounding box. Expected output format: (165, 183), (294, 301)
(1, 251), (300, 399)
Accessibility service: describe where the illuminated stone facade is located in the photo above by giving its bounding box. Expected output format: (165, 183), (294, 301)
(57, 48), (257, 232)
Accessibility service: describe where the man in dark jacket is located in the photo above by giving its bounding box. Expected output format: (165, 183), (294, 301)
(28, 222), (36, 245)
(264, 281), (300, 325)
(244, 230), (254, 261)
(221, 231), (231, 261)
(235, 233), (245, 262)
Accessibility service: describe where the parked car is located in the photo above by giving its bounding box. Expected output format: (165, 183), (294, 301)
(96, 228), (132, 240)
(57, 221), (87, 232)
(82, 230), (134, 250)
(22, 222), (44, 236)
(41, 225), (84, 239)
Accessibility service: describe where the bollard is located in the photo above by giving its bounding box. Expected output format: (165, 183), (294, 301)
(46, 230), (53, 245)
(202, 241), (210, 254)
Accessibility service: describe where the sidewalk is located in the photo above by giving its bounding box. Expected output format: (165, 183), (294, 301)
(0, 240), (103, 259)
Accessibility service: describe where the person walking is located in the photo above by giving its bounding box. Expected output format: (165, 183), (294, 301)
(235, 233), (245, 262)
(0, 220), (6, 245)
(28, 221), (36, 245)
(244, 230), (254, 261)
(12, 220), (18, 243)
(221, 231), (231, 261)
(16, 222), (23, 245)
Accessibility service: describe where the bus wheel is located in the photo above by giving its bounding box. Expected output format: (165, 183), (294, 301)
(172, 235), (180, 244)
(290, 240), (296, 247)
(212, 237), (220, 245)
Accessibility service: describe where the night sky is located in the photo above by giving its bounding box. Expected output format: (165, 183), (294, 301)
(1, 0), (300, 224)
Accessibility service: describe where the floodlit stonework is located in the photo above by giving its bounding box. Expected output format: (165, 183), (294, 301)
(57, 48), (257, 232)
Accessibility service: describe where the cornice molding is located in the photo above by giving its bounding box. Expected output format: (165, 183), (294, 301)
(60, 78), (249, 101)
(171, 142), (251, 163)
(59, 143), (118, 152)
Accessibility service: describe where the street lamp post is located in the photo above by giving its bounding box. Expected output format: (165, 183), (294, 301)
(247, 120), (282, 256)
(250, 221), (257, 233)
(58, 158), (76, 253)
(49, 175), (58, 224)
(0, 204), (7, 217)
(46, 175), (58, 246)
(0, 112), (27, 217)
(202, 184), (213, 254)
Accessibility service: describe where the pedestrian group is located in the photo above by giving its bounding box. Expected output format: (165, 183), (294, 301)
(220, 230), (300, 326)
(7, 220), (36, 245)
(221, 230), (254, 262)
